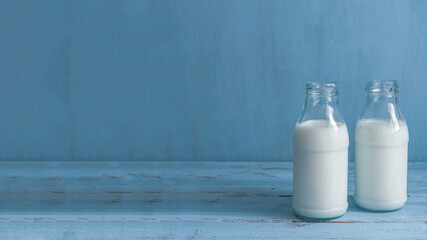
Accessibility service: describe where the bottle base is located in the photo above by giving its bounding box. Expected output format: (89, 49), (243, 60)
(294, 213), (344, 221)
(293, 203), (348, 220)
(354, 196), (407, 212)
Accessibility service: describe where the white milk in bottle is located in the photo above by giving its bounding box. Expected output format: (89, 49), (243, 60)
(355, 80), (409, 211)
(293, 82), (349, 219)
(355, 120), (408, 211)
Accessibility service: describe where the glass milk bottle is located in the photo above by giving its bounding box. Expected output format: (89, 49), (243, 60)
(293, 82), (349, 220)
(355, 80), (409, 211)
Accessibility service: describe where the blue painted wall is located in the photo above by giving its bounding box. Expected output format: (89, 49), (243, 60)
(0, 0), (426, 161)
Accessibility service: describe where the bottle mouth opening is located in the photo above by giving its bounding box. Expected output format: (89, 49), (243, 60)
(366, 80), (399, 93)
(305, 82), (338, 96)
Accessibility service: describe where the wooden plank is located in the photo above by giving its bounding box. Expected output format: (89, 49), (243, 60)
(0, 161), (426, 239)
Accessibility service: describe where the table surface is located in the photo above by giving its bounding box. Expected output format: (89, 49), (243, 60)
(0, 161), (426, 239)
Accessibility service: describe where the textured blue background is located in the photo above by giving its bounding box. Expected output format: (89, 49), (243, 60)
(0, 0), (426, 161)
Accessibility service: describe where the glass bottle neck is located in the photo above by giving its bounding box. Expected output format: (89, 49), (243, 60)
(297, 93), (344, 126)
(305, 94), (338, 105)
(366, 91), (398, 104)
(297, 82), (345, 127)
(304, 81), (339, 108)
(360, 91), (404, 122)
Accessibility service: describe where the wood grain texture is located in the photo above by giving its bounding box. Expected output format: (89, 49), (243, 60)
(1, 0), (427, 161)
(0, 161), (426, 239)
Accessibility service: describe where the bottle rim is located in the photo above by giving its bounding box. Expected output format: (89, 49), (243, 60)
(366, 80), (399, 93)
(305, 82), (338, 96)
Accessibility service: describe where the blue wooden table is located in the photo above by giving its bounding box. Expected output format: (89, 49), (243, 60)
(0, 161), (425, 239)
